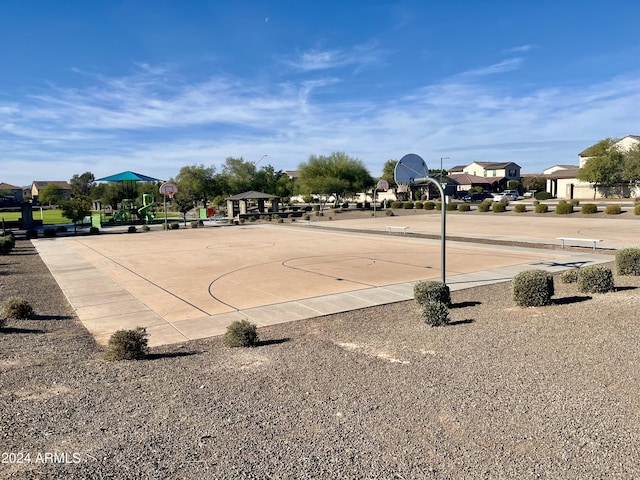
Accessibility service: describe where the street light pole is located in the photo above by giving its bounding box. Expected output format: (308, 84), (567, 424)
(254, 154), (268, 166)
(440, 157), (450, 178)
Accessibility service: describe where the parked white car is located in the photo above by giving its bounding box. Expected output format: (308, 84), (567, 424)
(492, 190), (519, 202)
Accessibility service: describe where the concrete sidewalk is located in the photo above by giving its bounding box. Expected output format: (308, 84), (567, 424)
(33, 216), (622, 347)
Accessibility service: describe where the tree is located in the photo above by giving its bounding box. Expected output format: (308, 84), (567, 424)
(173, 190), (196, 226)
(175, 165), (218, 208)
(39, 183), (64, 207)
(297, 152), (375, 208)
(252, 165), (294, 198)
(623, 143), (640, 186)
(61, 197), (92, 234)
(522, 175), (546, 192)
(70, 172), (96, 198)
(381, 160), (399, 189)
(221, 157), (256, 195)
(577, 138), (624, 199)
(92, 182), (122, 210)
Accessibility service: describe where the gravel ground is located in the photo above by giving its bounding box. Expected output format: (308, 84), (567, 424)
(2, 237), (640, 479)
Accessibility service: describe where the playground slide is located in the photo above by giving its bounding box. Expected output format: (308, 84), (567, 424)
(113, 209), (128, 222)
(138, 202), (156, 223)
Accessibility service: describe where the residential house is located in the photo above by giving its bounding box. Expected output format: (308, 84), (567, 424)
(544, 165), (580, 199)
(0, 182), (24, 203)
(31, 180), (72, 203)
(448, 161), (521, 192)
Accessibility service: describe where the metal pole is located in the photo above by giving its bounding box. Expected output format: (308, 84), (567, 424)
(416, 176), (446, 285)
(373, 189), (377, 218)
(164, 193), (167, 231)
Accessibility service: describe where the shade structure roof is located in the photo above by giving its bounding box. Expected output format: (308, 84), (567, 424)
(226, 190), (279, 200)
(96, 171), (163, 182)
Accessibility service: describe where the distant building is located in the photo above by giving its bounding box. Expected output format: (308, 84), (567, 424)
(0, 182), (24, 202)
(31, 180), (72, 203)
(447, 161), (521, 192)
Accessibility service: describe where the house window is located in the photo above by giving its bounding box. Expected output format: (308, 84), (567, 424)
(493, 170), (496, 177)
(508, 169), (516, 177)
(483, 171), (487, 177)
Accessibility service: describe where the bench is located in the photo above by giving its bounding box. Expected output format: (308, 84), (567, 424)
(556, 237), (602, 250)
(387, 226), (408, 235)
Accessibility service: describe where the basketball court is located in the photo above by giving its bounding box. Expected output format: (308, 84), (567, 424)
(33, 214), (630, 347)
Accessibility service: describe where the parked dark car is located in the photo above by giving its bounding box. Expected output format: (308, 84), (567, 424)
(463, 192), (493, 203)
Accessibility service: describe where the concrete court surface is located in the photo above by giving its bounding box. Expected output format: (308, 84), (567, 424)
(32, 213), (628, 347)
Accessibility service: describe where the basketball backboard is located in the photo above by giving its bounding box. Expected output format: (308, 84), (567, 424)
(394, 154), (429, 184)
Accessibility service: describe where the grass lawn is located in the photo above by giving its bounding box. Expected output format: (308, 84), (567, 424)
(1, 209), (73, 225)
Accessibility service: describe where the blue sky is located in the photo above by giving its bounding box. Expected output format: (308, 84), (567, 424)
(2, 0), (640, 187)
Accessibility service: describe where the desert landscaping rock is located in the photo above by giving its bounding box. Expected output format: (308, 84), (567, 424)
(2, 238), (640, 478)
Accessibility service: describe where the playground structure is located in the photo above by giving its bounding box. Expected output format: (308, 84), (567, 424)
(112, 194), (157, 224)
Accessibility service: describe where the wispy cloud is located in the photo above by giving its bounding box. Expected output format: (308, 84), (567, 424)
(3, 62), (640, 186)
(459, 58), (523, 77)
(288, 42), (382, 72)
(503, 44), (535, 54)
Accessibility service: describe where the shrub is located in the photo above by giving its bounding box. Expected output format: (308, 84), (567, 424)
(535, 203), (548, 213)
(25, 230), (38, 239)
(560, 269), (579, 284)
(477, 200), (492, 212)
(170, 223), (180, 229)
(532, 200), (540, 206)
(492, 202), (506, 213)
(535, 191), (551, 200)
(403, 201), (414, 209)
(555, 203), (573, 214)
(391, 201), (402, 209)
(414, 280), (451, 307)
(424, 201), (435, 210)
(356, 202), (363, 209)
(605, 204), (622, 215)
(303, 213), (310, 221)
(635, 204), (640, 215)
(616, 248), (640, 276)
(445, 202), (458, 211)
(224, 319), (259, 347)
(89, 227), (100, 234)
(0, 235), (16, 255)
(512, 270), (554, 307)
(514, 204), (527, 213)
(458, 203), (471, 212)
(435, 202), (442, 211)
(103, 327), (149, 361)
(342, 202), (349, 209)
(385, 210), (394, 216)
(577, 265), (614, 293)
(421, 300), (450, 327)
(415, 201), (424, 209)
(581, 204), (598, 214)
(43, 228), (56, 237)
(190, 220), (200, 228)
(570, 199), (580, 207)
(141, 224), (150, 231)
(1, 297), (35, 320)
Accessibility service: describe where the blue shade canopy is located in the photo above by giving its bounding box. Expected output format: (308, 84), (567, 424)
(96, 171), (162, 182)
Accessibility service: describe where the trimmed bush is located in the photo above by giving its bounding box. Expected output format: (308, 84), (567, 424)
(570, 199), (580, 207)
(385, 210), (394, 216)
(577, 265), (614, 293)
(414, 280), (451, 307)
(445, 202), (458, 211)
(424, 201), (435, 210)
(128, 226), (137, 233)
(421, 300), (450, 327)
(1, 297), (35, 320)
(103, 327), (149, 361)
(512, 270), (554, 307)
(635, 204), (640, 215)
(555, 203), (573, 214)
(492, 202), (506, 213)
(0, 234), (16, 255)
(535, 203), (548, 213)
(435, 202), (442, 211)
(514, 204), (527, 213)
(535, 191), (551, 200)
(458, 203), (471, 212)
(141, 224), (150, 231)
(170, 222), (180, 229)
(224, 319), (259, 347)
(43, 228), (57, 237)
(391, 201), (402, 209)
(477, 200), (492, 212)
(25, 230), (38, 239)
(581, 204), (598, 214)
(560, 269), (579, 284)
(89, 227), (100, 234)
(415, 201), (424, 209)
(403, 201), (414, 209)
(605, 204), (622, 215)
(190, 220), (200, 228)
(616, 248), (640, 276)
